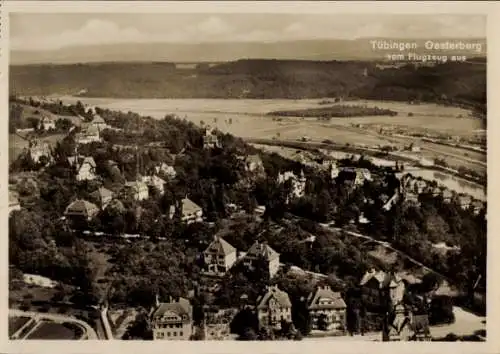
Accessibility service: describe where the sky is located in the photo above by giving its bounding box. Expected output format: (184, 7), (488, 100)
(10, 13), (486, 51)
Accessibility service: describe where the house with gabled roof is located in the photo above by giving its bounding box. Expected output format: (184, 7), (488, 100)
(151, 296), (193, 340)
(359, 269), (406, 311)
(9, 190), (21, 214)
(90, 187), (114, 209)
(203, 236), (237, 276)
(169, 197), (203, 224)
(124, 180), (149, 201)
(141, 175), (166, 196)
(243, 241), (280, 279)
(28, 140), (52, 164)
(256, 285), (292, 330)
(203, 127), (221, 149)
(67, 155), (97, 181)
(154, 162), (177, 180)
(89, 114), (107, 131)
(38, 115), (56, 131)
(64, 199), (99, 221)
(307, 285), (347, 332)
(76, 124), (101, 144)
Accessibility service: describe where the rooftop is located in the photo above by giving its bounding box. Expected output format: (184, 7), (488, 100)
(205, 236), (236, 256)
(307, 285), (346, 310)
(256, 285), (292, 309)
(246, 241), (279, 262)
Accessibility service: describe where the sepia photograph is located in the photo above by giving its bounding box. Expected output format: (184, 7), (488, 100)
(5, 2), (489, 346)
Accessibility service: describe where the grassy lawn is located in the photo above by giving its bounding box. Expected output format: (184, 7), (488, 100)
(26, 321), (84, 340)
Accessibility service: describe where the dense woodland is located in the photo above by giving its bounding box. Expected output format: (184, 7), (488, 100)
(10, 60), (486, 115)
(9, 98), (486, 338)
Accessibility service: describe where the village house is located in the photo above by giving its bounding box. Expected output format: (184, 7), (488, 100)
(169, 197), (203, 224)
(9, 190), (21, 214)
(28, 140), (52, 164)
(243, 154), (265, 174)
(256, 285), (292, 330)
(457, 194), (473, 210)
(64, 199), (99, 221)
(306, 285), (347, 332)
(203, 236), (237, 276)
(243, 241), (280, 279)
(203, 127), (221, 149)
(338, 167), (371, 186)
(470, 199), (486, 215)
(76, 125), (101, 144)
(202, 308), (239, 340)
(90, 187), (114, 209)
(124, 180), (149, 201)
(154, 162), (177, 180)
(322, 160), (339, 180)
(89, 114), (108, 131)
(151, 296), (193, 340)
(359, 269), (406, 311)
(141, 175), (166, 196)
(67, 155), (97, 181)
(277, 170), (306, 199)
(37, 116), (56, 131)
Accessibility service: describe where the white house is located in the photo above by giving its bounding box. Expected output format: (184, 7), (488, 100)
(67, 156), (97, 181)
(124, 181), (149, 201)
(203, 236), (237, 276)
(142, 175), (166, 195)
(38, 116), (56, 131)
(151, 296), (194, 341)
(307, 285), (347, 332)
(256, 285), (292, 330)
(169, 198), (203, 224)
(277, 170), (306, 199)
(243, 241), (280, 279)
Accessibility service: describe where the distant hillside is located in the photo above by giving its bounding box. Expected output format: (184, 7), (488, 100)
(10, 59), (486, 114)
(11, 38), (486, 65)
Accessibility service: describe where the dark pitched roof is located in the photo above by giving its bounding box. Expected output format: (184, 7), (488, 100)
(256, 286), (292, 309)
(246, 241), (279, 261)
(152, 297), (192, 321)
(205, 236), (236, 256)
(307, 286), (346, 310)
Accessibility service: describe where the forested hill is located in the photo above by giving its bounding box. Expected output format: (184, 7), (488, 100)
(10, 59), (486, 113)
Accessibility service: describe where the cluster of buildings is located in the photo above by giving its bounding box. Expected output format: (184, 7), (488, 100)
(150, 283), (348, 341)
(398, 173), (485, 213)
(202, 236), (280, 279)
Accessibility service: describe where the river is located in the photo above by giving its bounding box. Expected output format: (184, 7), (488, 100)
(58, 96), (485, 200)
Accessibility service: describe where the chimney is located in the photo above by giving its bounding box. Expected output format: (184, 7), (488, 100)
(155, 293), (160, 307)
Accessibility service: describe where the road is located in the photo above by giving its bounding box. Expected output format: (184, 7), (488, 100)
(9, 309), (98, 339)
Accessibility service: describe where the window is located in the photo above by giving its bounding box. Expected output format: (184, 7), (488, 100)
(174, 332), (177, 337)
(176, 324), (182, 328)
(167, 332), (170, 337)
(180, 331), (183, 337)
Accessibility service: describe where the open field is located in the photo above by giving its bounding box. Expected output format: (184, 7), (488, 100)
(57, 97), (485, 173)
